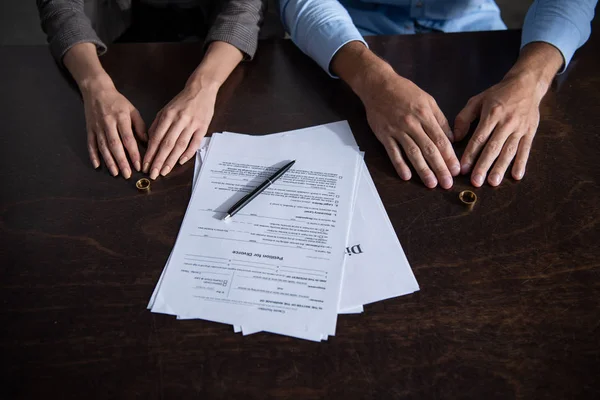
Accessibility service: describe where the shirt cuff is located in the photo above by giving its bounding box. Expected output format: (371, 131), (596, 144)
(521, 15), (582, 74)
(49, 21), (107, 66)
(205, 22), (259, 60)
(305, 23), (368, 78)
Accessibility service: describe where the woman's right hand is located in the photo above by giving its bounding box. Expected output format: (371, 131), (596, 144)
(81, 78), (147, 178)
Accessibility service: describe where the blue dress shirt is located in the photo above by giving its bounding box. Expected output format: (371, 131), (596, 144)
(280, 0), (597, 76)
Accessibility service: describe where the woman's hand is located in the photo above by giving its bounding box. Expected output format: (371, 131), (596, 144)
(63, 43), (147, 178)
(143, 84), (217, 179)
(141, 40), (244, 179)
(82, 79), (147, 178)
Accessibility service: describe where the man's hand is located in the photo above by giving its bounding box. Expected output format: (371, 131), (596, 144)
(142, 41), (243, 180)
(332, 42), (459, 189)
(143, 84), (217, 179)
(82, 81), (146, 178)
(454, 42), (564, 187)
(362, 74), (460, 189)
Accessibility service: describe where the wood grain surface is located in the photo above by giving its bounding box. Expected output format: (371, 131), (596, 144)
(1, 28), (599, 399)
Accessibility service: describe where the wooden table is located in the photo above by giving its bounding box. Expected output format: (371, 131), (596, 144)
(1, 28), (599, 399)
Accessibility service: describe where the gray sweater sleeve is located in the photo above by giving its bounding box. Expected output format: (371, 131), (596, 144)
(37, 0), (107, 65)
(205, 0), (267, 60)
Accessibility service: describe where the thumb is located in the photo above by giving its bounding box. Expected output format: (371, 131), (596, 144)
(454, 95), (482, 141)
(130, 108), (148, 142)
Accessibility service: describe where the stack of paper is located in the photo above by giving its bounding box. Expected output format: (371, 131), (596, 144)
(148, 121), (419, 341)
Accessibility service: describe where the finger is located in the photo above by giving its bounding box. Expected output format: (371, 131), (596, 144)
(104, 121), (132, 179)
(117, 116), (142, 172)
(512, 133), (534, 181)
(130, 108), (148, 142)
(421, 113), (460, 177)
(143, 112), (169, 173)
(454, 95), (482, 141)
(149, 118), (187, 180)
(430, 99), (454, 142)
(405, 122), (453, 189)
(148, 113), (160, 137)
(395, 132), (438, 188)
(488, 135), (520, 186)
(179, 128), (208, 165)
(96, 131), (119, 177)
(470, 123), (514, 187)
(162, 127), (195, 176)
(460, 116), (497, 175)
(381, 136), (411, 180)
(87, 130), (101, 169)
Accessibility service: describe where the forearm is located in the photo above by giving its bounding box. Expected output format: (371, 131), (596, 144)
(63, 42), (114, 95)
(505, 42), (563, 96)
(185, 41), (244, 93)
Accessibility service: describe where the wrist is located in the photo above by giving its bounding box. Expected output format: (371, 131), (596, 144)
(184, 71), (222, 95)
(504, 42), (563, 97)
(184, 41), (243, 95)
(354, 60), (397, 103)
(79, 73), (115, 95)
(331, 42), (395, 101)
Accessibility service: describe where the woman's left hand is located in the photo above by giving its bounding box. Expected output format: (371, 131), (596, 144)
(143, 83), (218, 179)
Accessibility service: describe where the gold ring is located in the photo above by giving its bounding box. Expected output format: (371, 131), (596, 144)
(459, 190), (477, 209)
(136, 178), (151, 192)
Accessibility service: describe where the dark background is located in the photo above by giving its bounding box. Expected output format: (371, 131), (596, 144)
(1, 0), (532, 46)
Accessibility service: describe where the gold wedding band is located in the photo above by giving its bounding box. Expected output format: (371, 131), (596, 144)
(459, 190), (477, 209)
(136, 178), (151, 192)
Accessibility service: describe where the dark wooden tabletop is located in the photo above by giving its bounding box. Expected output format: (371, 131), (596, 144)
(1, 27), (599, 399)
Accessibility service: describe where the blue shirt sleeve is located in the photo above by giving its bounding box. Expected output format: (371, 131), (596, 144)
(279, 0), (368, 77)
(522, 0), (597, 73)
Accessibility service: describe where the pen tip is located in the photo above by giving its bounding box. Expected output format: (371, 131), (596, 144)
(223, 214), (231, 221)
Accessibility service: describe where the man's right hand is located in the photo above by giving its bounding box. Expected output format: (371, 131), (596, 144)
(331, 42), (459, 189)
(81, 80), (147, 178)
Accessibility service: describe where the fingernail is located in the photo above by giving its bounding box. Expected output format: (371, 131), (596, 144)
(123, 168), (132, 179)
(150, 168), (159, 180)
(143, 162), (150, 173)
(160, 165), (171, 176)
(450, 163), (460, 176)
(134, 161), (141, 172)
(440, 176), (453, 189)
(515, 169), (525, 180)
(93, 160), (100, 169)
(461, 163), (471, 175)
(447, 131), (455, 142)
(179, 156), (188, 165)
(110, 167), (118, 177)
(472, 173), (484, 187)
(489, 173), (501, 186)
(424, 177), (438, 188)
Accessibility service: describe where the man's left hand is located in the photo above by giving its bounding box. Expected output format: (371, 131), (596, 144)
(453, 42), (564, 187)
(454, 73), (545, 187)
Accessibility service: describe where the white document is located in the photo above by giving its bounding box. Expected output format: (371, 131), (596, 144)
(151, 132), (362, 339)
(148, 121), (419, 341)
(206, 122), (419, 338)
(217, 122), (419, 309)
